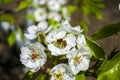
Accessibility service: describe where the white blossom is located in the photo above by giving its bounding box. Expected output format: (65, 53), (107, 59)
(48, 12), (61, 22)
(1, 21), (10, 31)
(77, 34), (86, 48)
(24, 20), (50, 40)
(20, 42), (47, 72)
(50, 64), (75, 80)
(47, 0), (60, 11)
(34, 8), (47, 22)
(62, 7), (71, 21)
(58, 0), (68, 5)
(61, 20), (83, 34)
(67, 46), (92, 75)
(46, 29), (76, 56)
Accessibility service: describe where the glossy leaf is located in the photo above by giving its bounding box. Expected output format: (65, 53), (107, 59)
(0, 14), (15, 24)
(97, 52), (120, 80)
(85, 37), (106, 60)
(76, 73), (85, 80)
(91, 23), (120, 40)
(7, 31), (16, 46)
(17, 1), (31, 11)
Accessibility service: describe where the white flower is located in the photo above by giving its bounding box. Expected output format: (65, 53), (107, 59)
(1, 21), (10, 31)
(58, 0), (68, 5)
(20, 42), (47, 72)
(33, 0), (46, 5)
(77, 34), (86, 48)
(62, 7), (71, 21)
(24, 20), (50, 40)
(46, 29), (76, 56)
(47, 0), (60, 11)
(48, 12), (61, 22)
(61, 20), (83, 34)
(34, 8), (47, 22)
(67, 46), (92, 75)
(50, 64), (75, 80)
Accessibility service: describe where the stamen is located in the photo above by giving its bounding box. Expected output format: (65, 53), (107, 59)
(53, 39), (67, 48)
(30, 51), (40, 60)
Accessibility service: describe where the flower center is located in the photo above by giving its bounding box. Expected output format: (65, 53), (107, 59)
(53, 70), (63, 80)
(73, 54), (82, 64)
(30, 51), (40, 60)
(40, 12), (44, 16)
(53, 39), (67, 48)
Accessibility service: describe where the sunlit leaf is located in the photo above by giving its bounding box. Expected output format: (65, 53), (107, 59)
(67, 5), (77, 15)
(36, 74), (45, 80)
(97, 52), (120, 80)
(76, 72), (85, 80)
(26, 13), (35, 20)
(48, 19), (60, 30)
(7, 31), (16, 46)
(86, 37), (106, 60)
(17, 1), (31, 11)
(0, 0), (13, 4)
(91, 23), (120, 40)
(0, 14), (15, 24)
(17, 26), (23, 41)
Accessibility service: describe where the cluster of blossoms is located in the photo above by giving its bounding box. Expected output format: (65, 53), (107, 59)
(20, 20), (92, 80)
(33, 0), (70, 22)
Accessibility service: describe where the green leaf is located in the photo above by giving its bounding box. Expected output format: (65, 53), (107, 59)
(79, 20), (88, 34)
(76, 73), (85, 80)
(48, 19), (60, 30)
(17, 1), (31, 11)
(7, 31), (16, 46)
(17, 26), (23, 41)
(67, 5), (77, 15)
(0, 0), (13, 4)
(97, 52), (120, 80)
(86, 37), (106, 60)
(23, 71), (35, 80)
(26, 13), (35, 20)
(0, 14), (15, 24)
(36, 74), (45, 80)
(91, 23), (120, 40)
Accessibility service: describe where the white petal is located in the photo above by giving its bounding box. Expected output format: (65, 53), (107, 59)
(27, 25), (38, 34)
(65, 34), (76, 47)
(34, 8), (47, 22)
(48, 12), (61, 22)
(24, 34), (37, 40)
(47, 0), (60, 11)
(77, 35), (86, 48)
(54, 30), (66, 39)
(38, 20), (48, 30)
(78, 46), (92, 58)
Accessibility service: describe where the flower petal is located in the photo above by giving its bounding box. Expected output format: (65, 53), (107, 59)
(24, 34), (37, 40)
(38, 20), (48, 30)
(27, 25), (38, 34)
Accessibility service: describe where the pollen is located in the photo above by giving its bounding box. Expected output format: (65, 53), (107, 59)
(73, 54), (82, 64)
(30, 51), (40, 60)
(52, 70), (63, 80)
(53, 38), (67, 49)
